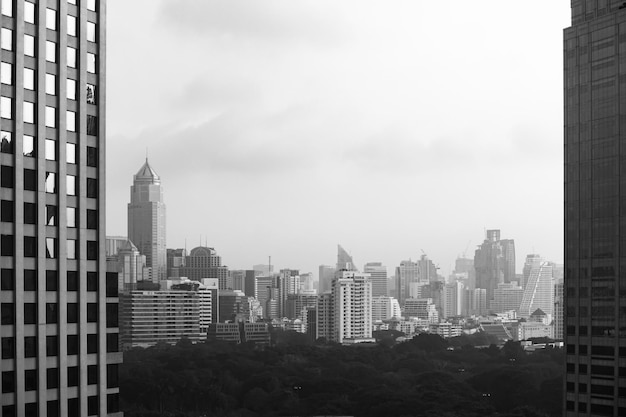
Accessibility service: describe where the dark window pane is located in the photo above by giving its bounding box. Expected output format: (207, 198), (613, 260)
(87, 241), (98, 260)
(106, 303), (118, 328)
(24, 336), (37, 357)
(67, 366), (79, 387)
(1, 200), (14, 222)
(1, 234), (14, 256)
(88, 395), (98, 416)
(87, 178), (97, 198)
(67, 303), (78, 324)
(24, 202), (36, 224)
(24, 168), (36, 191)
(24, 236), (36, 257)
(47, 368), (58, 389)
(87, 303), (98, 322)
(24, 303), (36, 324)
(87, 272), (98, 291)
(1, 303), (14, 324)
(87, 115), (98, 136)
(106, 333), (119, 353)
(0, 131), (12, 153)
(1, 337), (15, 359)
(107, 393), (120, 413)
(1, 165), (14, 188)
(24, 369), (37, 391)
(45, 205), (57, 226)
(2, 371), (15, 393)
(24, 269), (37, 291)
(106, 272), (118, 297)
(87, 365), (98, 385)
(1, 268), (14, 290)
(46, 335), (58, 357)
(47, 400), (59, 417)
(67, 271), (78, 291)
(46, 303), (57, 324)
(107, 364), (118, 388)
(46, 270), (58, 291)
(24, 403), (37, 417)
(67, 334), (79, 355)
(2, 405), (15, 417)
(68, 398), (79, 417)
(87, 209), (97, 229)
(87, 146), (97, 166)
(87, 334), (98, 354)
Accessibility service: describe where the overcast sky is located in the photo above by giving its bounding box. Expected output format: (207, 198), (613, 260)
(106, 1), (571, 278)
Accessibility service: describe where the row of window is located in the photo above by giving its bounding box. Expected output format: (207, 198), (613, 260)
(0, 166), (98, 196)
(0, 365), (117, 395)
(1, 63), (97, 103)
(0, 269), (118, 295)
(0, 302), (117, 326)
(1, 29), (98, 72)
(0, 98), (98, 133)
(0, 135), (98, 165)
(1, 394), (119, 417)
(0, 235), (98, 259)
(1, 0), (99, 19)
(1, 201), (97, 229)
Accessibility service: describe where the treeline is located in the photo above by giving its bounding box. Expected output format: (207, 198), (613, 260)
(120, 332), (563, 417)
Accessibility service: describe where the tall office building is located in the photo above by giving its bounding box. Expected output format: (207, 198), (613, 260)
(177, 246), (228, 289)
(336, 244), (356, 271)
(364, 262), (387, 297)
(474, 229), (516, 311)
(318, 264), (335, 294)
(519, 259), (554, 320)
(0, 2), (121, 416)
(395, 259), (418, 307)
(564, 2), (626, 415)
(128, 158), (166, 281)
(331, 270), (372, 343)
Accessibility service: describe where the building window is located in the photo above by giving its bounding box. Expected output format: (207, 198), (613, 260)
(68, 398), (79, 417)
(67, 111), (76, 132)
(46, 335), (58, 357)
(24, 303), (36, 324)
(67, 366), (79, 387)
(24, 236), (37, 257)
(108, 394), (120, 414)
(24, 2), (35, 24)
(106, 303), (118, 327)
(87, 241), (98, 260)
(87, 53), (96, 73)
(67, 271), (78, 291)
(67, 175), (76, 196)
(0, 234), (14, 255)
(46, 41), (56, 63)
(1, 28), (12, 51)
(87, 209), (97, 229)
(107, 364), (119, 388)
(67, 239), (76, 259)
(46, 303), (58, 324)
(87, 84), (96, 104)
(67, 305), (78, 324)
(87, 115), (98, 135)
(46, 73), (56, 95)
(24, 168), (36, 191)
(87, 0), (97, 11)
(24, 336), (36, 357)
(24, 202), (36, 224)
(46, 270), (58, 291)
(67, 334), (79, 355)
(87, 303), (98, 322)
(67, 143), (76, 164)
(67, 15), (77, 36)
(0, 303), (14, 325)
(67, 78), (76, 100)
(87, 22), (96, 42)
(24, 68), (34, 90)
(23, 101), (34, 123)
(87, 272), (98, 291)
(67, 46), (76, 67)
(23, 135), (35, 157)
(46, 8), (57, 31)
(1, 96), (12, 119)
(87, 334), (98, 354)
(87, 365), (97, 385)
(1, 62), (12, 85)
(1, 1), (12, 16)
(47, 400), (59, 417)
(0, 166), (13, 188)
(87, 146), (98, 166)
(45, 172), (57, 193)
(1, 200), (14, 222)
(87, 178), (98, 198)
(1, 371), (15, 393)
(45, 139), (56, 161)
(0, 131), (11, 153)
(24, 369), (37, 391)
(24, 34), (35, 57)
(0, 269), (13, 290)
(24, 270), (37, 291)
(47, 368), (59, 389)
(106, 333), (119, 353)
(46, 205), (57, 226)
(67, 207), (76, 228)
(46, 106), (56, 127)
(1, 337), (15, 359)
(46, 237), (57, 259)
(88, 395), (99, 416)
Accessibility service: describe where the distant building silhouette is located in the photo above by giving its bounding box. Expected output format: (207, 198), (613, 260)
(178, 246), (229, 289)
(474, 229), (515, 311)
(364, 262), (388, 296)
(519, 259), (554, 321)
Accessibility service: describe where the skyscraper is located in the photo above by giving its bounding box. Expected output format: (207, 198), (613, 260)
(0, 1), (120, 415)
(177, 246), (228, 289)
(395, 259), (418, 306)
(128, 158), (166, 281)
(519, 259), (554, 320)
(474, 229), (516, 311)
(331, 270), (372, 343)
(336, 244), (356, 271)
(364, 262), (387, 297)
(564, 2), (626, 416)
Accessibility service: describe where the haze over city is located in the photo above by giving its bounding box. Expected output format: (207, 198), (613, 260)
(106, 1), (569, 276)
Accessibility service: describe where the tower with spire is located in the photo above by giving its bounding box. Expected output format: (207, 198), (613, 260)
(128, 158), (167, 281)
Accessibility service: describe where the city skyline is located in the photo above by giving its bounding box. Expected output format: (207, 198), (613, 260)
(105, 2), (568, 277)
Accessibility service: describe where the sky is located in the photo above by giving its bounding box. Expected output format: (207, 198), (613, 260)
(106, 1), (571, 278)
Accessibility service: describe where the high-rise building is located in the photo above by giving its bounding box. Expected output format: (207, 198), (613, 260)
(109, 239), (148, 292)
(519, 260), (554, 321)
(371, 296), (401, 321)
(336, 244), (356, 271)
(522, 254), (542, 290)
(166, 248), (186, 279)
(177, 246), (229, 289)
(554, 279), (564, 341)
(474, 229), (516, 310)
(491, 282), (524, 314)
(0, 2), (121, 416)
(564, 4), (626, 414)
(128, 158), (166, 281)
(318, 264), (335, 294)
(395, 259), (418, 307)
(331, 270), (372, 343)
(364, 262), (388, 297)
(417, 254), (438, 283)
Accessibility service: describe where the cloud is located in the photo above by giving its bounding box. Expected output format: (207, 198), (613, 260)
(157, 0), (346, 44)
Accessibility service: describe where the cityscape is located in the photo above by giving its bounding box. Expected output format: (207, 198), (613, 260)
(0, 1), (624, 417)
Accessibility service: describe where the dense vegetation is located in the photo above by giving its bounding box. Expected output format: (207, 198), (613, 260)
(120, 332), (563, 417)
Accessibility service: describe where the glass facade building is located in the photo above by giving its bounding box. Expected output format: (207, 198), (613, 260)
(564, 1), (626, 416)
(0, 0), (121, 416)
